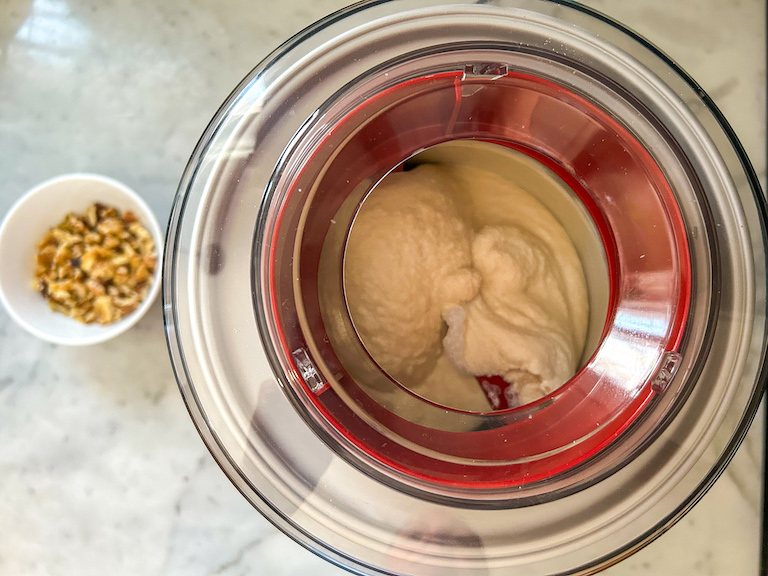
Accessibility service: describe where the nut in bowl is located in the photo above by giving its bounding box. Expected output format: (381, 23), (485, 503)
(0, 174), (163, 345)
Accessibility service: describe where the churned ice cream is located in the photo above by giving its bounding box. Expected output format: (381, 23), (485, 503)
(343, 159), (589, 411)
(344, 167), (480, 385)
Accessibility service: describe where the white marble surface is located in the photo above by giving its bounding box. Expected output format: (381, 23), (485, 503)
(0, 0), (764, 575)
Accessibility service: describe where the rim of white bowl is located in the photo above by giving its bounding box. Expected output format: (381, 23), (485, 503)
(0, 172), (164, 346)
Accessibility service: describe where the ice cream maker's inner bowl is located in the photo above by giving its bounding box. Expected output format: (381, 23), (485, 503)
(264, 65), (692, 492)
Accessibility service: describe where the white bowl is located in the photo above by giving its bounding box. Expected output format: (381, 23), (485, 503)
(0, 173), (163, 345)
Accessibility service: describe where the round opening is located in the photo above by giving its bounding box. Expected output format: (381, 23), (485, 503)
(266, 67), (691, 492)
(323, 139), (612, 414)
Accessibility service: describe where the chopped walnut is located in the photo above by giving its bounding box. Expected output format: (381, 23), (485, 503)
(32, 203), (157, 325)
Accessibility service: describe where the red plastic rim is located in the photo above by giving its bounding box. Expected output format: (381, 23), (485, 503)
(266, 70), (692, 489)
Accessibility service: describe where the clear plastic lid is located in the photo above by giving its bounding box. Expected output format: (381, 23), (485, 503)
(163, 1), (768, 574)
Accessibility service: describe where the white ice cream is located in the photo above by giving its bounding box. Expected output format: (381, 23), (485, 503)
(343, 161), (588, 411)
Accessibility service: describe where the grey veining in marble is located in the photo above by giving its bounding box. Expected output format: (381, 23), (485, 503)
(0, 0), (764, 575)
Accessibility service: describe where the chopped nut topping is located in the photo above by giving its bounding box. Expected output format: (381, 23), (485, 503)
(32, 203), (157, 325)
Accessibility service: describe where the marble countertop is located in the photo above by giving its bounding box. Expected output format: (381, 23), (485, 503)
(0, 0), (764, 575)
